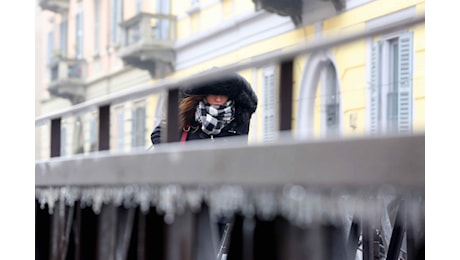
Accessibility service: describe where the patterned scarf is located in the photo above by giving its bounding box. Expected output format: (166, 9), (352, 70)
(195, 99), (235, 135)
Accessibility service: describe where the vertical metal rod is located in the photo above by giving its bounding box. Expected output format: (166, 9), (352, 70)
(347, 218), (361, 260)
(61, 204), (75, 259)
(74, 201), (81, 260)
(50, 199), (65, 260)
(362, 220), (374, 260)
(137, 210), (146, 260)
(97, 205), (117, 259)
(386, 200), (406, 260)
(115, 207), (136, 260)
(50, 118), (61, 157)
(406, 228), (416, 260)
(166, 88), (180, 143)
(35, 200), (51, 260)
(217, 222), (234, 260)
(279, 59), (293, 132)
(225, 213), (244, 260)
(80, 206), (98, 260)
(98, 105), (110, 151)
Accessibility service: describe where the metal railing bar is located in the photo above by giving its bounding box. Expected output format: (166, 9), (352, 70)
(35, 14), (424, 126)
(35, 133), (424, 189)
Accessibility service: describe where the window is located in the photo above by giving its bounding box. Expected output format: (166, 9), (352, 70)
(323, 62), (340, 136)
(47, 31), (54, 63)
(75, 11), (83, 59)
(59, 21), (68, 57)
(132, 103), (146, 148)
(89, 116), (98, 152)
(262, 67), (277, 141)
(94, 0), (100, 54)
(111, 0), (123, 44)
(115, 107), (124, 151)
(156, 0), (170, 40)
(136, 0), (142, 13)
(60, 126), (67, 156)
(369, 32), (413, 134)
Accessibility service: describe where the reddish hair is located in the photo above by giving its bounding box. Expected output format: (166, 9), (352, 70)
(179, 95), (206, 130)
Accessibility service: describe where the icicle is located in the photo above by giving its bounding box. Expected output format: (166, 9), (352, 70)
(208, 185), (247, 218)
(157, 185), (186, 224)
(253, 188), (277, 221)
(133, 185), (157, 214)
(60, 186), (80, 206)
(91, 187), (105, 214)
(36, 188), (60, 214)
(184, 186), (205, 213)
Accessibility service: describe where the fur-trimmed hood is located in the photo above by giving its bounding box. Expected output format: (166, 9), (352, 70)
(183, 72), (258, 116)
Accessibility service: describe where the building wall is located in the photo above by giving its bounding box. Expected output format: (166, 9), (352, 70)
(36, 0), (425, 159)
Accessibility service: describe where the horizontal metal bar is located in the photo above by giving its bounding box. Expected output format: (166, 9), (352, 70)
(35, 14), (424, 126)
(35, 133), (424, 190)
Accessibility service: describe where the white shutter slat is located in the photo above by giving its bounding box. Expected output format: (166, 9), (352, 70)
(47, 31), (54, 63)
(132, 109), (137, 147)
(140, 106), (146, 146)
(263, 70), (276, 141)
(370, 42), (381, 134)
(59, 21), (68, 57)
(117, 110), (124, 150)
(397, 33), (413, 133)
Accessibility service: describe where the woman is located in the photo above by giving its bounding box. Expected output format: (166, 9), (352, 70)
(150, 72), (258, 144)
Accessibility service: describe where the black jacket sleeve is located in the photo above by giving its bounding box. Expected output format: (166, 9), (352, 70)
(150, 125), (162, 145)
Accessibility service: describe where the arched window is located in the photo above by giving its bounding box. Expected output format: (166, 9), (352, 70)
(297, 51), (341, 138)
(322, 62), (340, 137)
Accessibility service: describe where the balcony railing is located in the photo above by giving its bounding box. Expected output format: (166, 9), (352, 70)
(253, 0), (345, 26)
(118, 12), (177, 78)
(47, 57), (86, 102)
(38, 0), (69, 13)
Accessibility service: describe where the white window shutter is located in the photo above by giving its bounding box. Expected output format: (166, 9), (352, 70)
(117, 109), (124, 151)
(60, 126), (67, 156)
(90, 117), (97, 152)
(75, 12), (83, 59)
(131, 109), (137, 147)
(157, 0), (170, 40)
(397, 32), (413, 133)
(369, 42), (381, 134)
(59, 21), (68, 57)
(139, 106), (146, 146)
(111, 0), (122, 44)
(132, 106), (146, 147)
(263, 68), (276, 141)
(94, 0), (100, 53)
(47, 31), (54, 63)
(136, 0), (142, 13)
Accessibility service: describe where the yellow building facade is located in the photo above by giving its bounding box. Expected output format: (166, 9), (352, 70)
(36, 0), (425, 159)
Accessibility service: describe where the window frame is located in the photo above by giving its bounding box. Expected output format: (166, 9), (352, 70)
(369, 30), (413, 134)
(262, 65), (278, 142)
(131, 101), (146, 148)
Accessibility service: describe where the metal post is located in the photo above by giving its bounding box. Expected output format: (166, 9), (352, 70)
(386, 200), (406, 260)
(98, 105), (110, 151)
(347, 217), (361, 260)
(80, 206), (98, 260)
(50, 118), (61, 157)
(361, 219), (374, 260)
(35, 200), (51, 260)
(166, 88), (180, 143)
(279, 59), (293, 132)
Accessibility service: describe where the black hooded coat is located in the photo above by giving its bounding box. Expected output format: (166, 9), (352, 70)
(150, 73), (258, 144)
